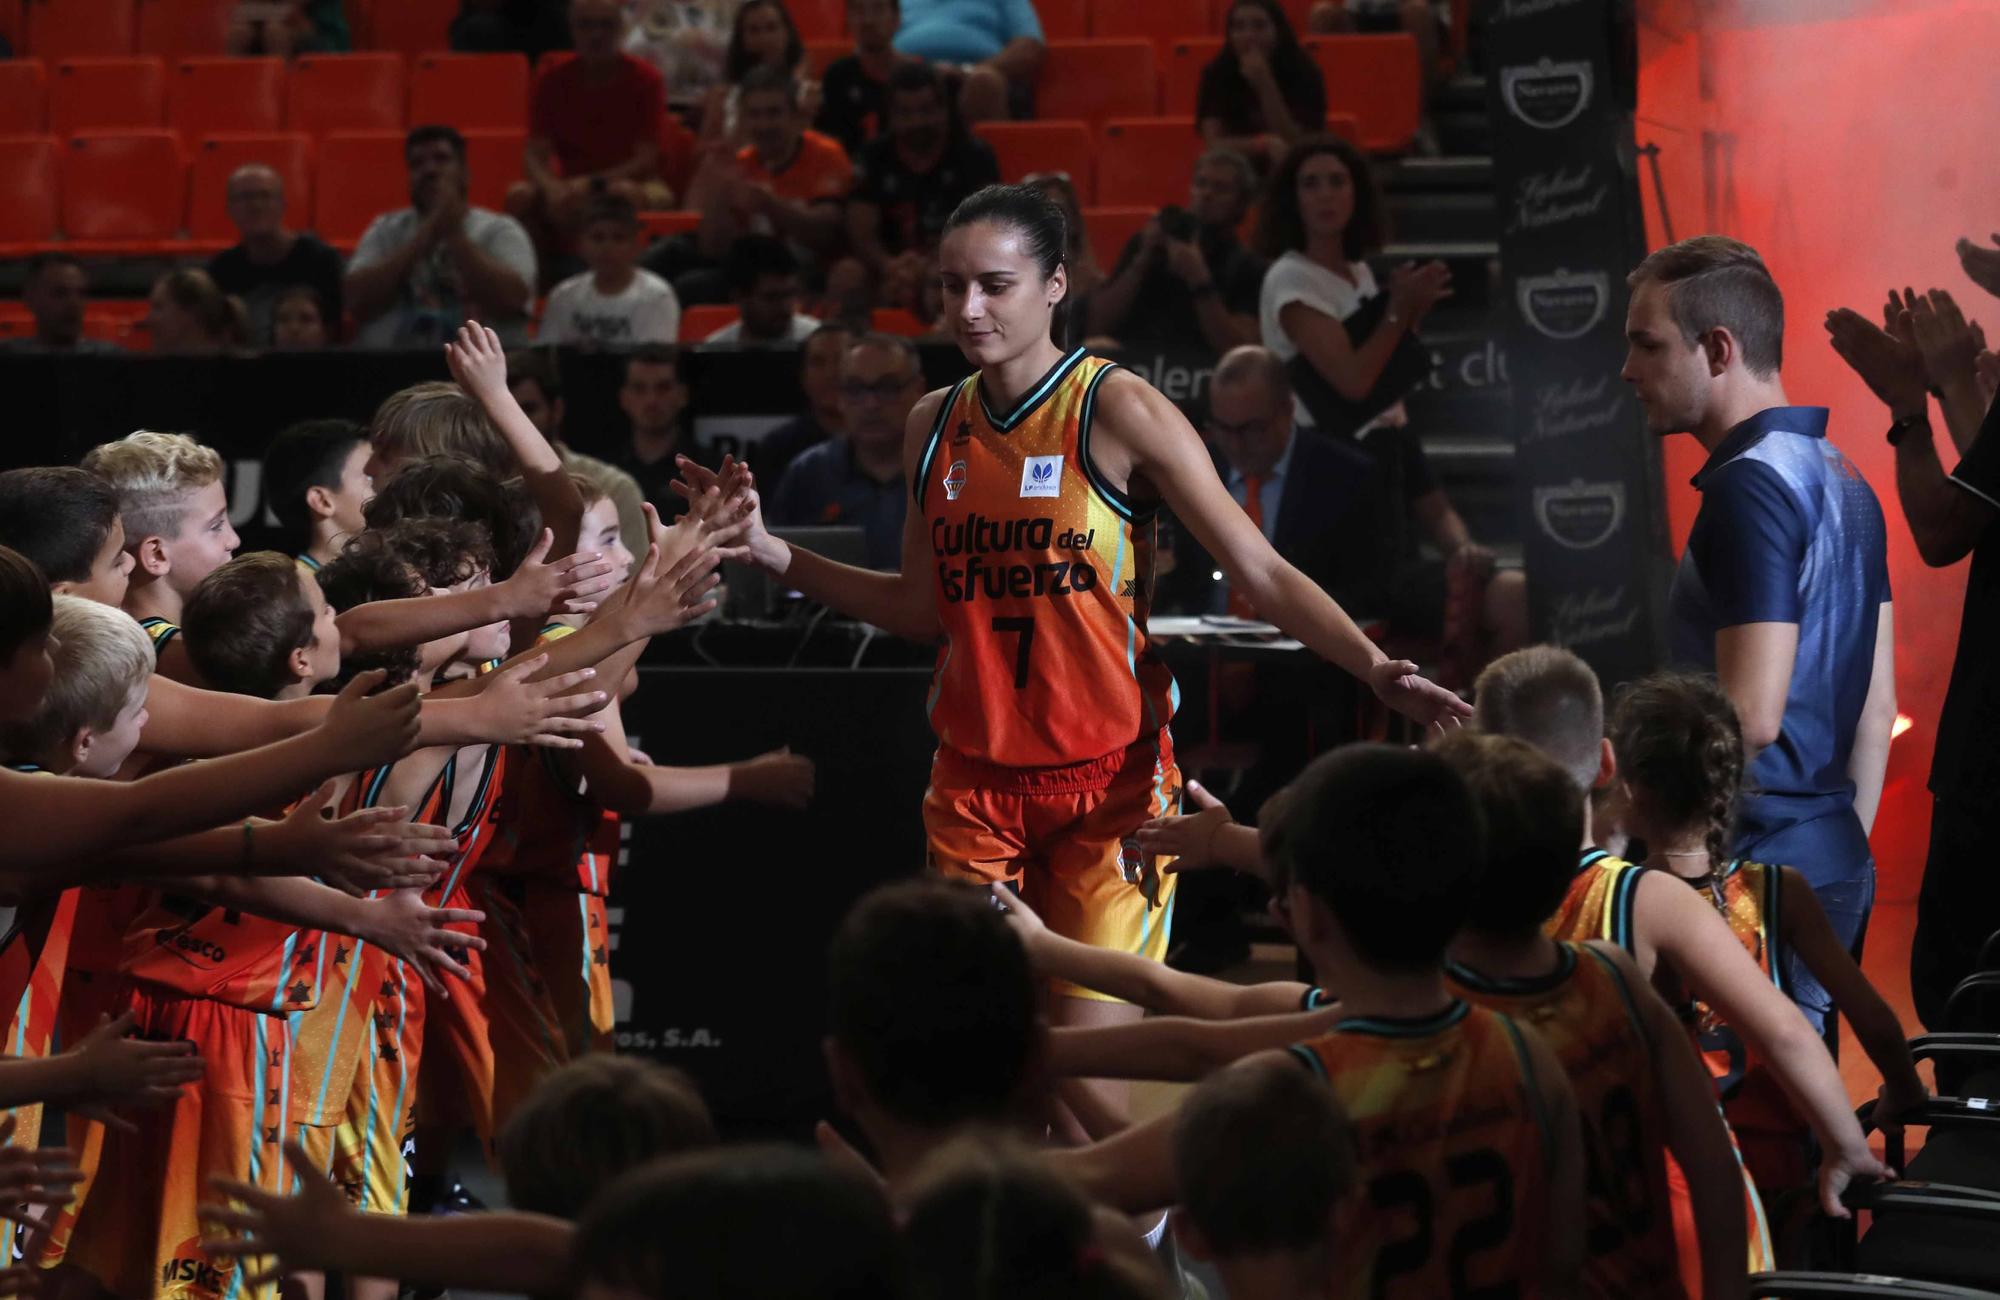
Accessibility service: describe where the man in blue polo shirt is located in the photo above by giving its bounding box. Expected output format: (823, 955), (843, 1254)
(1622, 236), (1897, 1034)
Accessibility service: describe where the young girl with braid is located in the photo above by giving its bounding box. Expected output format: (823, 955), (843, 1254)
(1609, 672), (1924, 1243)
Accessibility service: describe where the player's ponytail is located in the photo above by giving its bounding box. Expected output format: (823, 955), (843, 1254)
(946, 183), (1072, 346)
(1609, 671), (1745, 912)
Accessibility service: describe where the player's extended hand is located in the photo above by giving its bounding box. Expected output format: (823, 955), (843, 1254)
(270, 782), (455, 896)
(1134, 781), (1234, 873)
(730, 747), (815, 810)
(320, 670), (423, 771)
(201, 1143), (357, 1288)
(1366, 659), (1472, 733)
(444, 321), (512, 409)
(496, 529), (618, 621)
(361, 892), (486, 996)
(672, 456), (776, 571)
(471, 654), (607, 748)
(65, 1013), (204, 1133)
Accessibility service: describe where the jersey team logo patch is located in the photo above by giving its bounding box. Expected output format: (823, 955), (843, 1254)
(1019, 455), (1063, 499)
(942, 459), (967, 501)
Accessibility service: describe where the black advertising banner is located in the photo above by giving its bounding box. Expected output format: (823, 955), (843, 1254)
(1488, 0), (1672, 686)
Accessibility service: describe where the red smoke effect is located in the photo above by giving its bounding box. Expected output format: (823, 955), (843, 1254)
(1635, 0), (2000, 901)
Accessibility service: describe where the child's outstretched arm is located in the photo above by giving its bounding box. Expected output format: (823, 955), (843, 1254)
(334, 531), (615, 655)
(567, 694), (816, 817)
(446, 323), (584, 560)
(1050, 1006), (1343, 1083)
(0, 1012), (202, 1115)
(1132, 781), (1265, 880)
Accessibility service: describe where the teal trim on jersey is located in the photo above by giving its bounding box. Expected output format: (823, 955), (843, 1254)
(1301, 986), (1332, 1011)
(437, 744), (501, 900)
(140, 616), (180, 653)
(1075, 362), (1145, 523)
(1764, 864), (1788, 997)
(1498, 1012), (1555, 1174)
(1108, 517), (1160, 736)
(296, 553), (321, 572)
(977, 347), (1087, 432)
(1607, 859), (1646, 954)
(1580, 943), (1655, 1062)
(1336, 999), (1470, 1038)
(912, 377), (971, 512)
(924, 637), (954, 724)
(1445, 943), (1579, 997)
(576, 893), (593, 989)
(1576, 847), (1612, 877)
(1288, 1041), (1329, 1078)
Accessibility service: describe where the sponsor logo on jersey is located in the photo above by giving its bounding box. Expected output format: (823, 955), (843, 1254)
(1019, 455), (1063, 499)
(153, 929), (228, 966)
(931, 513), (1102, 605)
(943, 459), (967, 501)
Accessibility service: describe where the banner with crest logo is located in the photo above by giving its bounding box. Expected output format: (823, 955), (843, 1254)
(1488, 0), (1670, 685)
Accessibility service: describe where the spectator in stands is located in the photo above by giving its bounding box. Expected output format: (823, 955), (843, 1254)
(816, 0), (910, 156)
(1, 254), (117, 354)
(754, 323), (853, 485)
(271, 286), (332, 349)
(450, 0), (571, 61)
(893, 0), (1044, 123)
(614, 343), (710, 510)
(539, 193), (684, 348)
(511, 0), (672, 253)
(507, 348), (651, 554)
(228, 0), (350, 55)
(1023, 172), (1100, 346)
(1089, 149), (1264, 353)
(687, 67), (851, 263)
(206, 163), (345, 346)
(770, 333), (921, 569)
(147, 268), (248, 354)
(1200, 0), (1327, 170)
(708, 236), (820, 344)
(346, 125), (538, 348)
(623, 0), (739, 115)
(847, 63), (1000, 293)
(703, 0), (816, 141)
(1314, 0), (1450, 92)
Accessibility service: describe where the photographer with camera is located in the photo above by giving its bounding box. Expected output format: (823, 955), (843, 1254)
(1087, 149), (1267, 353)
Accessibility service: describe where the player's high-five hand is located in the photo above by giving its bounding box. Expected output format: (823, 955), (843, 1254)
(1367, 658), (1472, 733)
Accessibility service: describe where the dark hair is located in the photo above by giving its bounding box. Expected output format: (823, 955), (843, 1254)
(24, 252), (85, 285)
(1627, 235), (1784, 377)
(571, 1147), (899, 1300)
(183, 552), (318, 699)
(887, 59), (948, 111)
(1174, 1056), (1356, 1257)
(314, 520), (490, 687)
(1432, 731), (1585, 938)
(1264, 744), (1486, 974)
(363, 457), (538, 580)
(624, 341), (681, 379)
(383, 517), (495, 588)
(405, 124), (467, 163)
(0, 467), (121, 586)
(581, 190), (640, 233)
(1257, 134), (1386, 261)
(273, 283), (328, 329)
(738, 62), (800, 108)
(945, 183), (1070, 343)
(847, 329), (921, 377)
(1220, 0), (1312, 74)
(506, 348), (563, 404)
(724, 234), (800, 296)
(828, 880), (1039, 1128)
(263, 419), (367, 544)
(0, 546), (53, 670)
(498, 1057), (716, 1220)
(724, 0), (804, 83)
(154, 267), (248, 347)
(1609, 672), (1745, 905)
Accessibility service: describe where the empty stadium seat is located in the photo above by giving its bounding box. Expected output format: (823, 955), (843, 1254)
(1082, 205), (1152, 272)
(186, 131), (313, 247)
(135, 0), (231, 55)
(1162, 38), (1221, 116)
(1037, 1), (1088, 40)
(639, 210), (700, 241)
(50, 57), (166, 136)
(24, 0), (136, 58)
(680, 304), (737, 342)
(461, 128), (527, 212)
(1037, 40), (1156, 125)
(362, 0), (454, 57)
(787, 0), (843, 40)
(408, 53), (529, 134)
(168, 57), (287, 140)
(287, 53), (406, 137)
(1306, 33), (1423, 153)
(313, 129), (408, 247)
(0, 60), (48, 134)
(1091, 0), (1209, 53)
(1097, 117), (1202, 207)
(0, 135), (59, 249)
(60, 130), (185, 249)
(972, 120), (1093, 200)
(804, 40), (846, 79)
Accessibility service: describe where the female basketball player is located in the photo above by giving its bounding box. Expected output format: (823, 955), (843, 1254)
(678, 184), (1470, 1080)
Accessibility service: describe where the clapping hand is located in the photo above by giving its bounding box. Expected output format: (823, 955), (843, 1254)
(1956, 233), (2000, 299)
(1898, 287), (1983, 393)
(1825, 306), (1927, 415)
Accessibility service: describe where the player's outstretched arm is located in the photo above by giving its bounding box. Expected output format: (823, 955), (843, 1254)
(1637, 872), (1887, 1216)
(1050, 1007), (1342, 1083)
(1590, 942), (1747, 1300)
(1093, 371), (1471, 731)
(0, 671), (420, 871)
(447, 323), (584, 561)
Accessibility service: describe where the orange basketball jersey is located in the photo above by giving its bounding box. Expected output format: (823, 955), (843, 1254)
(1549, 848), (1651, 952)
(915, 349), (1178, 769)
(120, 893), (326, 1018)
(1448, 944), (1683, 1299)
(1289, 1001), (1555, 1300)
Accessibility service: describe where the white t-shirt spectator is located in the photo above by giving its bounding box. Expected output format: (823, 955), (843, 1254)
(704, 312), (821, 344)
(539, 269), (683, 347)
(1259, 250), (1404, 431)
(348, 206), (537, 348)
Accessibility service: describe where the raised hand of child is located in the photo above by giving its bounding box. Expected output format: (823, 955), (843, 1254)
(361, 892), (486, 997)
(273, 782), (455, 896)
(320, 670), (423, 771)
(497, 529), (617, 620)
(472, 654), (607, 748)
(1134, 781), (1233, 873)
(730, 747), (816, 810)
(67, 1013), (205, 1132)
(443, 321), (512, 409)
(201, 1142), (356, 1287)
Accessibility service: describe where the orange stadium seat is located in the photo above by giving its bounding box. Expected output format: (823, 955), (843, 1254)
(871, 307), (928, 336)
(1161, 38), (1221, 115)
(0, 61), (48, 134)
(287, 53), (406, 136)
(135, 0), (232, 55)
(680, 304), (736, 341)
(973, 120), (1093, 200)
(61, 130), (185, 249)
(640, 210), (700, 241)
(1326, 111), (1360, 144)
(1208, 0), (1314, 30)
(1037, 40), (1155, 125)
(1090, 0), (1209, 53)
(804, 40), (845, 79)
(186, 131), (312, 246)
(788, 0), (843, 40)
(168, 57), (287, 140)
(0, 136), (59, 249)
(1306, 33), (1422, 153)
(1037, 1), (1087, 40)
(1097, 117), (1202, 207)
(364, 0), (454, 57)
(461, 128), (526, 211)
(49, 57), (166, 136)
(0, 1), (23, 52)
(409, 53), (529, 133)
(1082, 205), (1151, 272)
(24, 0), (136, 57)
(313, 129), (408, 247)
(658, 110), (698, 199)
